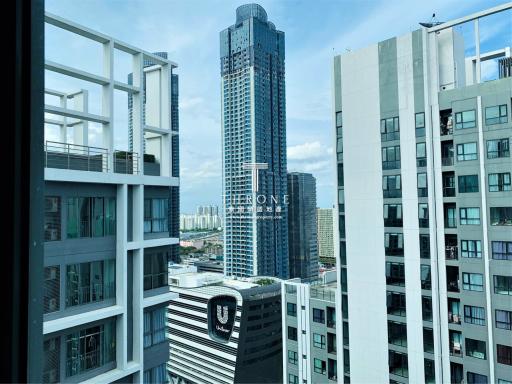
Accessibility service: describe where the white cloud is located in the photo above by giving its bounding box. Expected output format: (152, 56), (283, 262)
(287, 141), (332, 160)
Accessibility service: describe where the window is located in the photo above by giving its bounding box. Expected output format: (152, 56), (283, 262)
(388, 321), (407, 347)
(416, 142), (427, 167)
(445, 204), (457, 228)
(489, 173), (511, 192)
(418, 203), (429, 227)
(492, 241), (512, 260)
(460, 207), (480, 225)
(381, 117), (400, 141)
(424, 358), (435, 384)
(336, 111), (342, 128)
(144, 198), (169, 233)
(497, 344), (512, 365)
(422, 296), (433, 321)
(461, 240), (482, 258)
(464, 305), (485, 326)
(383, 175), (401, 198)
(494, 275), (512, 295)
(288, 326), (298, 341)
(417, 173), (428, 197)
(415, 112), (425, 137)
(386, 262), (405, 286)
(457, 142), (477, 161)
(288, 374), (299, 384)
(385, 233), (403, 256)
(44, 196), (61, 241)
(287, 302), (297, 317)
(496, 310), (512, 330)
(43, 337), (60, 383)
(423, 327), (434, 353)
(313, 333), (326, 349)
(455, 109), (476, 129)
(465, 338), (486, 359)
(384, 204), (403, 227)
(313, 308), (325, 324)
(487, 138), (510, 158)
(387, 291), (406, 317)
(485, 104), (508, 125)
(421, 264), (431, 290)
(462, 273), (484, 292)
(66, 260), (115, 307)
(67, 197), (116, 238)
(314, 358), (326, 375)
(458, 175), (479, 193)
(420, 234), (430, 259)
(388, 350), (408, 378)
(288, 350), (298, 365)
(490, 207), (512, 226)
(143, 364), (168, 384)
(143, 306), (166, 348)
(382, 145), (401, 170)
(467, 372), (487, 384)
(144, 250), (168, 291)
(65, 320), (116, 377)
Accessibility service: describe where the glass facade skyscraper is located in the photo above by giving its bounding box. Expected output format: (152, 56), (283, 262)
(220, 4), (288, 278)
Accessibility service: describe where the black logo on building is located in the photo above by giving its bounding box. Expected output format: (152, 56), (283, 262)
(208, 295), (237, 343)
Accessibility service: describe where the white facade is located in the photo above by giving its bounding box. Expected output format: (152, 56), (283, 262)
(333, 4), (512, 384)
(43, 13), (179, 383)
(317, 208), (335, 264)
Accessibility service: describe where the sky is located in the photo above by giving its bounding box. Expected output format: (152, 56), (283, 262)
(45, 0), (510, 213)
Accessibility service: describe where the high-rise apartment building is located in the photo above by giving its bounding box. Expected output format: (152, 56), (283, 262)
(317, 208), (335, 266)
(43, 14), (179, 383)
(333, 4), (512, 384)
(288, 172), (319, 279)
(220, 4), (288, 278)
(167, 266), (283, 384)
(282, 271), (338, 384)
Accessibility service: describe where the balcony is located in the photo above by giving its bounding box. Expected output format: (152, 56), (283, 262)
(440, 109), (453, 136)
(45, 141), (107, 172)
(442, 156), (454, 166)
(446, 246), (458, 260)
(113, 150), (140, 174)
(446, 266), (460, 293)
(449, 342), (463, 357)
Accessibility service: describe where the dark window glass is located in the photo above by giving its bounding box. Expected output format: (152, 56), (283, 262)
(464, 305), (485, 326)
(490, 207), (512, 226)
(458, 175), (479, 193)
(465, 338), (486, 359)
(492, 241), (512, 260)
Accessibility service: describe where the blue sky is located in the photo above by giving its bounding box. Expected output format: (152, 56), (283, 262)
(45, 0), (509, 213)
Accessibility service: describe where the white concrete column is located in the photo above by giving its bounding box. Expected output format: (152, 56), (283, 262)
(69, 90), (89, 147)
(102, 39), (114, 172)
(132, 184), (144, 371)
(132, 53), (144, 174)
(116, 184), (128, 370)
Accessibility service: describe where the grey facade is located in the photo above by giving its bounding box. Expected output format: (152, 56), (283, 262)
(287, 172), (319, 279)
(220, 4), (288, 278)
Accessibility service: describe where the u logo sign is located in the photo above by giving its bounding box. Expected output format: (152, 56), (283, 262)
(217, 305), (229, 324)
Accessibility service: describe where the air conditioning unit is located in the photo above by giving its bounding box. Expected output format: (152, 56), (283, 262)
(47, 229), (59, 241)
(47, 369), (57, 383)
(49, 298), (58, 311)
(46, 198), (59, 213)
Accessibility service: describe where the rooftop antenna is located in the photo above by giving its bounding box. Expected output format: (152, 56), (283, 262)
(419, 12), (444, 28)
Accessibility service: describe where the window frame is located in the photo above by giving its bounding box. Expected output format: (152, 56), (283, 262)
(455, 109), (476, 129)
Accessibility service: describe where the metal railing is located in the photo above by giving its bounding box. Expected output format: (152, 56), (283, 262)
(443, 187), (456, 197)
(45, 141), (108, 172)
(442, 156), (454, 166)
(114, 150), (140, 174)
(446, 246), (458, 260)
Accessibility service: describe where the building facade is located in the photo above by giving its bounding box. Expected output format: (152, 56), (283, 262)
(167, 267), (283, 384)
(288, 172), (319, 279)
(282, 272), (338, 384)
(317, 208), (335, 266)
(220, 4), (289, 278)
(43, 14), (179, 383)
(333, 4), (512, 384)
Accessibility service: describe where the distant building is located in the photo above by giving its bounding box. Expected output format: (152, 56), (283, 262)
(180, 205), (222, 231)
(221, 4), (288, 278)
(282, 270), (338, 384)
(288, 172), (319, 279)
(317, 208), (335, 266)
(167, 266), (283, 384)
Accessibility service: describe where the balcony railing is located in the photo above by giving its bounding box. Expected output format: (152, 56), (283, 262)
(449, 343), (462, 357)
(114, 150), (140, 174)
(447, 280), (460, 292)
(45, 141), (108, 172)
(441, 124), (453, 136)
(442, 156), (454, 166)
(448, 312), (461, 324)
(445, 217), (457, 228)
(443, 187), (456, 197)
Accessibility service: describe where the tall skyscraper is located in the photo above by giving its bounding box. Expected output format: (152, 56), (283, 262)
(287, 172), (319, 279)
(43, 14), (179, 383)
(317, 208), (335, 266)
(220, 4), (288, 278)
(333, 4), (511, 384)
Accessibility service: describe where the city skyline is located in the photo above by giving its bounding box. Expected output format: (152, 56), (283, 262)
(44, 0), (507, 213)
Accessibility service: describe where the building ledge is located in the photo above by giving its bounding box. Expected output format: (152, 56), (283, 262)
(127, 237), (179, 250)
(80, 361), (140, 384)
(143, 290), (178, 308)
(43, 305), (123, 335)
